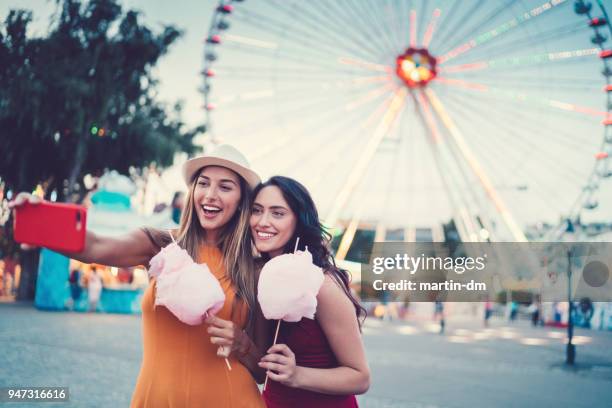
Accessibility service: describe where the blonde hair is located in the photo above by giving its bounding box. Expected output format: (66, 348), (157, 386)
(176, 167), (257, 331)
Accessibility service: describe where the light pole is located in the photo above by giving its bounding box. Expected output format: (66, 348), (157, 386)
(565, 219), (576, 365)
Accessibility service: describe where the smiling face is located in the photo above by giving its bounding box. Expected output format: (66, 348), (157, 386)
(193, 166), (242, 242)
(250, 185), (297, 258)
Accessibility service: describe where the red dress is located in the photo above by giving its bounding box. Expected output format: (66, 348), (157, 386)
(262, 318), (359, 408)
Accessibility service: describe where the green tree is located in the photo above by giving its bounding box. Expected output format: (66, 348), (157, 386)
(0, 0), (203, 300)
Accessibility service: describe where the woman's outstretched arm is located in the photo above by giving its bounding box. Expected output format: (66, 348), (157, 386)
(10, 193), (158, 267)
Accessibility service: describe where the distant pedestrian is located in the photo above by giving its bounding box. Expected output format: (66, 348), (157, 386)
(171, 191), (185, 224)
(68, 268), (82, 310)
(484, 300), (493, 327)
(529, 298), (542, 327)
(434, 301), (445, 334)
(579, 298), (594, 328)
(509, 301), (518, 322)
(88, 267), (103, 312)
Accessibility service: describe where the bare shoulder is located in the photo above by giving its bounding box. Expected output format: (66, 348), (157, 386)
(316, 273), (353, 311)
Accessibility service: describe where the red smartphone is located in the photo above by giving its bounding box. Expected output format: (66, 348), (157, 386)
(13, 201), (87, 253)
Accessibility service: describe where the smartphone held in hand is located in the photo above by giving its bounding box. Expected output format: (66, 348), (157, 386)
(13, 201), (87, 253)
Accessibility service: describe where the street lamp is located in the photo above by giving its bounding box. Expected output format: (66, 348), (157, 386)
(565, 219), (576, 365)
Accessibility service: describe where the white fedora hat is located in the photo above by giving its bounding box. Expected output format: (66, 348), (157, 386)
(182, 144), (260, 189)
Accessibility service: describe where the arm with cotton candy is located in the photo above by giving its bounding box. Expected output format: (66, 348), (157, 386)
(259, 275), (370, 395)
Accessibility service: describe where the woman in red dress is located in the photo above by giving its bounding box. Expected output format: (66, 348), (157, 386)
(250, 176), (370, 407)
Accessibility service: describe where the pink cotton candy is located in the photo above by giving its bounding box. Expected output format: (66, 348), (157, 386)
(148, 242), (225, 325)
(257, 249), (324, 322)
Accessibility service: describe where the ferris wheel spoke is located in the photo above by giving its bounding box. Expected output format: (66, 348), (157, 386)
(409, 8), (418, 48)
(438, 0), (570, 65)
(348, 0), (398, 58)
(274, 106), (384, 175)
(433, 75), (600, 94)
(422, 8), (442, 48)
(432, 0), (494, 56)
(441, 92), (595, 184)
(300, 90), (401, 207)
(212, 66), (370, 80)
(336, 57), (393, 74)
(248, 98), (377, 165)
(396, 0), (412, 51)
(287, 99), (399, 198)
(212, 75), (393, 102)
(364, 0), (403, 53)
(433, 79), (608, 119)
(325, 88), (407, 227)
(216, 93), (355, 140)
(443, 96), (590, 183)
(438, 86), (606, 149)
(424, 88), (528, 241)
(428, 0), (466, 52)
(212, 74), (387, 85)
(438, 71), (604, 87)
(231, 8), (380, 62)
(436, 75), (601, 92)
(441, 95), (586, 211)
(439, 48), (599, 74)
(212, 80), (390, 108)
(344, 83), (396, 111)
(317, 0), (394, 60)
(216, 41), (387, 76)
(217, 82), (393, 140)
(411, 90), (483, 241)
(266, 0), (384, 62)
(215, 64), (390, 84)
(451, 21), (588, 63)
(331, 0), (396, 60)
(384, 0), (406, 52)
(367, 128), (405, 237)
(441, 99), (570, 212)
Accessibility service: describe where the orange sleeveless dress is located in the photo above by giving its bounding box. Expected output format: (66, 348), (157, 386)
(130, 245), (265, 407)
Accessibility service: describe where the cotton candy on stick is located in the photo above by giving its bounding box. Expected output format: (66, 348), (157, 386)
(148, 236), (231, 370)
(258, 238), (325, 389)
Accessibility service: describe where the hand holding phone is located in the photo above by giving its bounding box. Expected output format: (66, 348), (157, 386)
(13, 198), (87, 253)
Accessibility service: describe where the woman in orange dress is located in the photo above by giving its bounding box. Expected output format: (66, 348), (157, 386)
(11, 145), (270, 407)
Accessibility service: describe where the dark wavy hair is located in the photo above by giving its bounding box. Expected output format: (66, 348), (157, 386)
(252, 176), (366, 327)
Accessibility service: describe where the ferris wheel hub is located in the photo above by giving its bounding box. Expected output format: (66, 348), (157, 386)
(395, 48), (438, 89)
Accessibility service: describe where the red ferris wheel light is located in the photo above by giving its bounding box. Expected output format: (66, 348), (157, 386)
(600, 49), (612, 59)
(595, 152), (609, 160)
(589, 17), (607, 27)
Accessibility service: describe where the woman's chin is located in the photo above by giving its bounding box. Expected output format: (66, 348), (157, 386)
(197, 214), (225, 231)
(256, 241), (284, 257)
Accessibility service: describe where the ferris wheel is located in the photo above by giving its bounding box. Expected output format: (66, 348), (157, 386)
(201, 0), (612, 245)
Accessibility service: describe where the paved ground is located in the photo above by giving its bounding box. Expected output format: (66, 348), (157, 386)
(1, 302), (611, 407)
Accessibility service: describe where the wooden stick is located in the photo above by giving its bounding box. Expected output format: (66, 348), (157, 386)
(294, 237), (300, 253)
(218, 345), (232, 370)
(263, 320), (282, 391)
